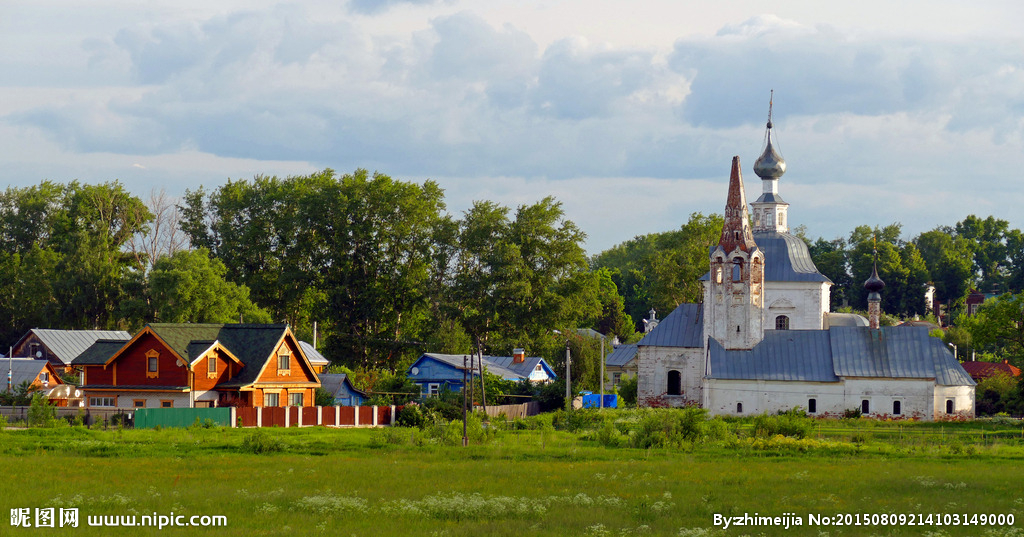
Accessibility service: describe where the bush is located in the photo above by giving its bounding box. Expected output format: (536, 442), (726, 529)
(315, 388), (335, 407)
(241, 430), (284, 454)
(631, 408), (731, 448)
(552, 409), (603, 432)
(0, 413), (6, 430)
(844, 408), (862, 419)
(27, 393), (57, 427)
(617, 376), (638, 407)
(752, 409), (812, 439)
(396, 404), (426, 428)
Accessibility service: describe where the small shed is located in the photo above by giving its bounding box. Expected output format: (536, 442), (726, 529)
(318, 373), (367, 406)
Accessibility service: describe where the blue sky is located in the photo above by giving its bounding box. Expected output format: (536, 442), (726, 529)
(2, 0), (1023, 253)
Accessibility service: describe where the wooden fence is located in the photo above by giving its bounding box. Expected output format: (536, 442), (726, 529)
(475, 402), (541, 419)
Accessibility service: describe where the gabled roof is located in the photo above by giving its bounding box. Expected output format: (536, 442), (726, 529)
(6, 358), (62, 387)
(318, 373), (367, 398)
(73, 339), (131, 365)
(960, 360), (1021, 380)
(299, 341), (329, 366)
(606, 344), (638, 367)
(637, 304), (704, 348)
(708, 326), (975, 386)
(17, 329), (130, 364)
(410, 353), (556, 381)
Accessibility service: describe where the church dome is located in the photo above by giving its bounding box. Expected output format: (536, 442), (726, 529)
(864, 263), (885, 294)
(753, 128), (786, 180)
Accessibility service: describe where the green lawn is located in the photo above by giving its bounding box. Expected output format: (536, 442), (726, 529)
(2, 419), (1024, 536)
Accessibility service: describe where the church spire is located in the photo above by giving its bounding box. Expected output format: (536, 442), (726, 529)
(719, 156), (758, 254)
(751, 90), (790, 233)
(864, 242), (886, 330)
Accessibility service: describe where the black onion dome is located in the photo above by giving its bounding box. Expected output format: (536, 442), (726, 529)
(864, 262), (885, 293)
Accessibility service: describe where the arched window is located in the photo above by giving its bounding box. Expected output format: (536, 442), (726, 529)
(736, 402), (743, 413)
(766, 212), (774, 227)
(775, 315), (790, 330)
(893, 401), (902, 415)
(667, 370), (682, 396)
(808, 398), (817, 414)
(861, 399), (870, 414)
(732, 259), (743, 281)
(946, 399), (954, 414)
(715, 267), (722, 284)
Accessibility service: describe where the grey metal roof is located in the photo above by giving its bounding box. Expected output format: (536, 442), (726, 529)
(318, 373), (366, 397)
(754, 193), (788, 204)
(709, 331), (839, 382)
(825, 313), (869, 327)
(700, 231), (831, 283)
(6, 358), (57, 386)
(72, 340), (130, 365)
(637, 304), (704, 348)
(299, 341), (329, 365)
(413, 353), (555, 381)
(606, 344), (638, 367)
(707, 326), (974, 386)
(830, 326), (974, 385)
(24, 329), (131, 365)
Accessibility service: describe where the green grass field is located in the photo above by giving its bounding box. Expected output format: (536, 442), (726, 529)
(3, 413), (1024, 536)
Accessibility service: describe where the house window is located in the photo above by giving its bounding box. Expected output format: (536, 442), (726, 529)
(39, 372), (49, 384)
(946, 399), (955, 414)
(667, 370), (682, 396)
(893, 400), (902, 415)
(264, 393), (280, 407)
(736, 402), (743, 413)
(289, 392), (304, 407)
(161, 400), (173, 408)
(612, 372), (622, 386)
(534, 364), (543, 372)
(732, 259), (743, 282)
(90, 397), (115, 407)
(133, 399), (146, 408)
(208, 356), (217, 374)
(807, 398), (817, 414)
(146, 349), (160, 379)
(776, 315), (790, 330)
(428, 383), (440, 397)
(715, 267), (722, 284)
(861, 399), (870, 414)
(277, 350), (291, 374)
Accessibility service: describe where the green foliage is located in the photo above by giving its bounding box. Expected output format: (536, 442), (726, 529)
(146, 248), (271, 323)
(593, 213), (723, 330)
(616, 375), (638, 406)
(27, 393), (57, 428)
(0, 381), (39, 406)
(395, 403), (426, 428)
(366, 370), (421, 405)
(314, 388), (335, 407)
(752, 408), (812, 439)
(630, 408), (731, 448)
(241, 430), (284, 454)
(962, 292), (1024, 365)
(974, 373), (1020, 416)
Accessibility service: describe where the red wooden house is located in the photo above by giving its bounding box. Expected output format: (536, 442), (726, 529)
(73, 323), (320, 409)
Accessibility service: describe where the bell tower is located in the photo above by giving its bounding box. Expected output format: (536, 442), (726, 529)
(704, 156), (765, 350)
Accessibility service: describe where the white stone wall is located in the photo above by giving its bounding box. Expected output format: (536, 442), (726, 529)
(704, 377), (961, 421)
(85, 391), (192, 409)
(637, 345), (703, 407)
(933, 384), (976, 420)
(763, 281), (830, 330)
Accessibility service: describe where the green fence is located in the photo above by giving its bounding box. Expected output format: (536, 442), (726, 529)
(134, 407), (233, 429)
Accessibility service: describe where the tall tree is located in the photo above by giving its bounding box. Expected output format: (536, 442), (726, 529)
(955, 215), (1011, 292)
(807, 237), (851, 310)
(147, 249), (271, 324)
(914, 229), (974, 306)
(962, 292), (1024, 366)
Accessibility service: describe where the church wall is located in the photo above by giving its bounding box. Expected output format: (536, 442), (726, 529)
(704, 377), (958, 421)
(763, 282), (830, 330)
(636, 345), (703, 407)
(933, 385), (975, 420)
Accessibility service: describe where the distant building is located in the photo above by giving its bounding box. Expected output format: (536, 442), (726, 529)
(407, 350), (556, 396)
(11, 329), (131, 371)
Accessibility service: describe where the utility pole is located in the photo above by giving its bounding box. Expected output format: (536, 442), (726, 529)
(564, 340), (571, 410)
(462, 355), (468, 447)
(599, 334), (605, 410)
(476, 338), (487, 417)
(468, 353), (475, 412)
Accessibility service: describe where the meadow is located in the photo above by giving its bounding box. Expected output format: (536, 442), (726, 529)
(2, 410), (1024, 537)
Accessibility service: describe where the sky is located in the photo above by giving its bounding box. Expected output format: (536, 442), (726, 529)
(2, 1), (1023, 254)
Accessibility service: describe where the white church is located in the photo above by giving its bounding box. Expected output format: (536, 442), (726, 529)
(636, 108), (975, 420)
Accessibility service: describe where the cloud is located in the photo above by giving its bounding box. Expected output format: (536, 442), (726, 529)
(347, 0), (449, 16)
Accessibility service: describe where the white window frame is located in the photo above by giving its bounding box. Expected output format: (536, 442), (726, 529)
(264, 392), (280, 407)
(289, 392), (304, 407)
(428, 383), (440, 397)
(90, 397), (115, 408)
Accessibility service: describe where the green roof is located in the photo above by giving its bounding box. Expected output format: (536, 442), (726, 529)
(73, 339), (131, 365)
(147, 323), (294, 387)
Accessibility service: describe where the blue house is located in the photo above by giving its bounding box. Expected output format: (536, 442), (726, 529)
(407, 350), (557, 396)
(318, 373), (367, 406)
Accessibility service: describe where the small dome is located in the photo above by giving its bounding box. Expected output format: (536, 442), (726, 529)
(753, 129), (786, 180)
(864, 263), (885, 293)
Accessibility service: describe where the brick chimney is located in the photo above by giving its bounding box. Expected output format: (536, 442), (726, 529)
(512, 348), (525, 364)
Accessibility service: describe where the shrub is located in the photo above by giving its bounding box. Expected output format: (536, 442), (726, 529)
(315, 388), (335, 407)
(552, 409), (603, 433)
(241, 430), (284, 454)
(752, 409), (812, 439)
(0, 413), (6, 430)
(631, 408), (731, 448)
(396, 404), (426, 429)
(27, 393), (57, 427)
(844, 408), (863, 419)
(617, 376), (638, 407)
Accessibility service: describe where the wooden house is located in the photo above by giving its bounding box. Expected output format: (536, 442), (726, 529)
(318, 373), (367, 406)
(72, 323), (320, 409)
(299, 341), (330, 373)
(10, 329), (131, 372)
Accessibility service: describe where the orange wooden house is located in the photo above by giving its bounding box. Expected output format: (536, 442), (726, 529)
(72, 323), (320, 409)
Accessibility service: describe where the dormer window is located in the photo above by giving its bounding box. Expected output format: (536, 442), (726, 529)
(277, 349), (292, 376)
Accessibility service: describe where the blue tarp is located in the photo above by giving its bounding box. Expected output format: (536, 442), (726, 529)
(580, 393), (618, 408)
